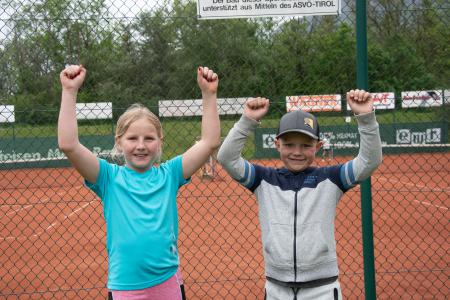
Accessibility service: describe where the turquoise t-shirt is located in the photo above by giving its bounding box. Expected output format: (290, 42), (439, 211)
(85, 155), (189, 290)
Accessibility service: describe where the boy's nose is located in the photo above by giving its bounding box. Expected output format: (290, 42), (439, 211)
(292, 146), (303, 154)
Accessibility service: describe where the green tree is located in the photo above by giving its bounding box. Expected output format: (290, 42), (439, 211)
(3, 0), (115, 123)
(170, 1), (269, 100)
(366, 0), (446, 91)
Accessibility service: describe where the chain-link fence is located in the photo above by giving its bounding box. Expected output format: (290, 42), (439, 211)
(1, 0), (449, 299)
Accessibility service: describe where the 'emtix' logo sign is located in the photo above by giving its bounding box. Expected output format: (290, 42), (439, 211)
(396, 128), (441, 144)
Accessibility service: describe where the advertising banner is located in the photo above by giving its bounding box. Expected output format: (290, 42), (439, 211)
(0, 135), (114, 170)
(401, 90), (443, 108)
(346, 92), (395, 110)
(286, 94), (342, 112)
(254, 122), (448, 158)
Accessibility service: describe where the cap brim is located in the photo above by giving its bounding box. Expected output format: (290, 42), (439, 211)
(276, 129), (319, 140)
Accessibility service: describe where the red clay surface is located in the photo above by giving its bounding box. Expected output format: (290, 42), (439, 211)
(1, 152), (449, 299)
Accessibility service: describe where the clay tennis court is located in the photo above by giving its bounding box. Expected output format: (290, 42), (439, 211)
(1, 151), (449, 299)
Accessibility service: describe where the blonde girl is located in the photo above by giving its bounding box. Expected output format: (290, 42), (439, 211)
(58, 65), (220, 300)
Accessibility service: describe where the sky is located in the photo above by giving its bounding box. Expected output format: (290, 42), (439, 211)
(0, 4), (13, 44)
(105, 0), (160, 18)
(0, 0), (161, 44)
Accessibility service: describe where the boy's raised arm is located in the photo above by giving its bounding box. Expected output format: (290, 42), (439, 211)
(343, 89), (382, 185)
(182, 67), (221, 179)
(58, 65), (99, 183)
(217, 98), (269, 185)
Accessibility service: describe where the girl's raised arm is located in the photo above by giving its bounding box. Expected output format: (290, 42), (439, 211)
(181, 67), (221, 179)
(58, 65), (99, 183)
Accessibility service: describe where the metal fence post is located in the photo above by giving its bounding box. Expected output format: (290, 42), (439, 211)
(356, 0), (377, 299)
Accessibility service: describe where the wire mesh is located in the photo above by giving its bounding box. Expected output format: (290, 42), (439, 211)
(1, 0), (449, 299)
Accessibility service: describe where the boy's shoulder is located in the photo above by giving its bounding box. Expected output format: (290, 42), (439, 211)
(251, 164), (344, 191)
(253, 164), (341, 175)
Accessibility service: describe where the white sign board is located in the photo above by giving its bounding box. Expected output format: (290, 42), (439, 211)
(0, 105), (15, 123)
(346, 92), (395, 110)
(286, 94), (341, 112)
(444, 89), (450, 105)
(401, 90), (443, 108)
(159, 97), (247, 117)
(197, 0), (340, 20)
(76, 102), (113, 120)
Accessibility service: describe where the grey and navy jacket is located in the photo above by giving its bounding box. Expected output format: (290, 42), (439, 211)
(217, 111), (382, 283)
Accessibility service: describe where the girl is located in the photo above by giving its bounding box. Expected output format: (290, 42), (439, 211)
(58, 65), (221, 299)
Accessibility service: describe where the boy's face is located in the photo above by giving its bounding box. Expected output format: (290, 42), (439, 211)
(275, 132), (322, 173)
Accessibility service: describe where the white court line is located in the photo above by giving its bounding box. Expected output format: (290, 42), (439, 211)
(1, 186), (92, 241)
(5, 204), (34, 215)
(1, 200), (95, 241)
(376, 176), (450, 193)
(413, 200), (448, 211)
(2, 185), (83, 216)
(42, 200), (94, 233)
(376, 176), (449, 211)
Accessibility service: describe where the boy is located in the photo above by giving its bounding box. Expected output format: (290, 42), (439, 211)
(217, 90), (382, 300)
(321, 135), (333, 161)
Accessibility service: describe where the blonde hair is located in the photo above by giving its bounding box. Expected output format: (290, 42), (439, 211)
(111, 103), (163, 164)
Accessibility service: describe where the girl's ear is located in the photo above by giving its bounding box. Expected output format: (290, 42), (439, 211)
(115, 137), (122, 152)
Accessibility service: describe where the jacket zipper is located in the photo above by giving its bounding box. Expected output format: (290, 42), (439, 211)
(293, 190), (299, 281)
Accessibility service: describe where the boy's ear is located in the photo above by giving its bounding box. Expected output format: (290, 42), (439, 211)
(274, 138), (281, 152)
(316, 140), (323, 152)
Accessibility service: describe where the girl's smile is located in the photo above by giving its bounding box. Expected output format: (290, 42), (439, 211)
(116, 118), (162, 173)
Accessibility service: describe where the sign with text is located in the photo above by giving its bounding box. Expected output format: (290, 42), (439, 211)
(159, 97), (247, 117)
(346, 92), (395, 110)
(0, 135), (114, 170)
(401, 90), (443, 108)
(0, 105), (14, 123)
(254, 122), (448, 159)
(197, 0), (340, 19)
(396, 127), (442, 145)
(286, 94), (341, 112)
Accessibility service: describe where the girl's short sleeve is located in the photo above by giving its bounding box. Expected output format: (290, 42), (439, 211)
(166, 155), (190, 187)
(84, 158), (111, 199)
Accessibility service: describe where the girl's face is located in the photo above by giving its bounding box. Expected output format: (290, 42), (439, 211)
(116, 117), (162, 173)
(275, 132), (321, 173)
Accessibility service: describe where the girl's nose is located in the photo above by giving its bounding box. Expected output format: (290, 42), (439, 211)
(136, 139), (145, 149)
